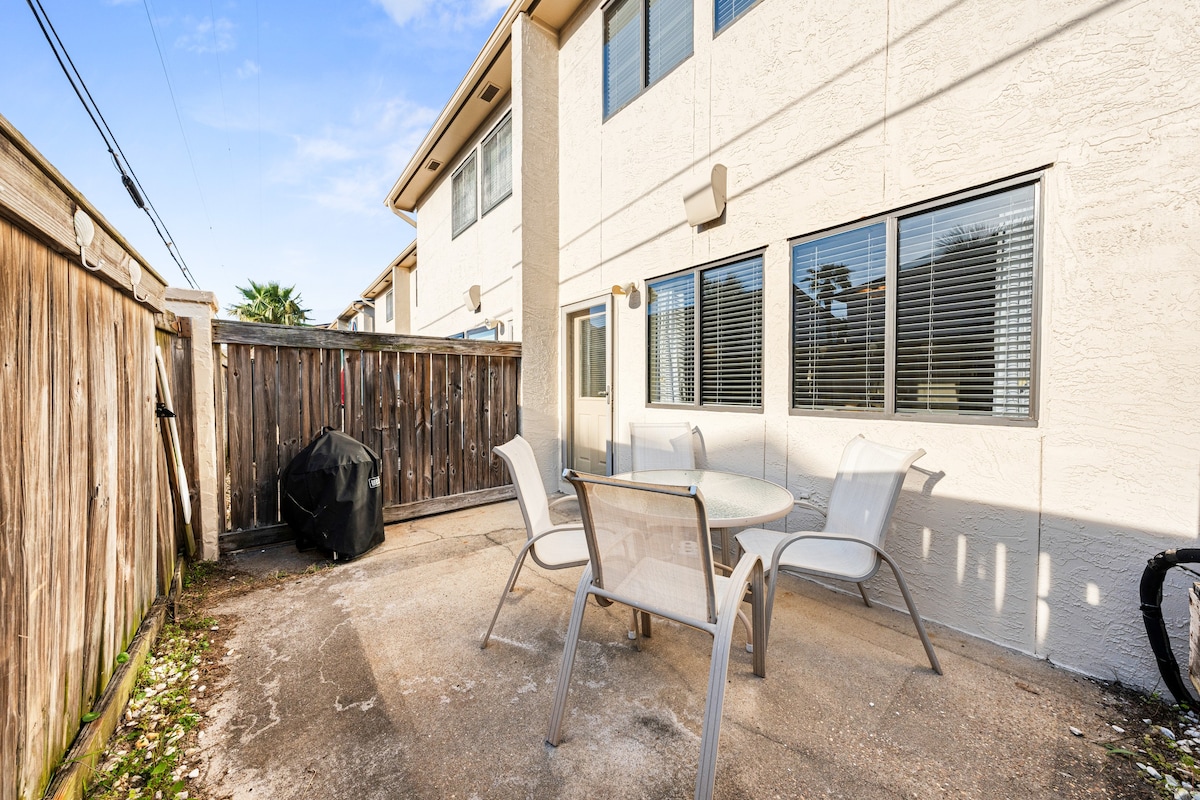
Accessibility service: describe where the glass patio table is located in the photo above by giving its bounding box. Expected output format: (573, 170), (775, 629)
(612, 469), (795, 566)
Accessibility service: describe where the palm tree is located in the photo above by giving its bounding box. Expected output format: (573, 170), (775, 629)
(226, 280), (311, 325)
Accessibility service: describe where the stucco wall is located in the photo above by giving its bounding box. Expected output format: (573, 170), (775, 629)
(552, 0), (1200, 689)
(413, 103), (521, 339)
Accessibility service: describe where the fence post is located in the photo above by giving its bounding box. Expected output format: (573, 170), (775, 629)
(164, 289), (222, 561)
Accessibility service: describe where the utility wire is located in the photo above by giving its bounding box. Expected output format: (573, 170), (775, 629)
(25, 0), (200, 290)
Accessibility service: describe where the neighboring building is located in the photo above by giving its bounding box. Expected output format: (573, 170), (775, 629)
(384, 0), (1200, 692)
(330, 242), (417, 332)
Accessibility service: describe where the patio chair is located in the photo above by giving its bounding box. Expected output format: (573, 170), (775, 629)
(548, 470), (766, 800)
(481, 436), (589, 648)
(630, 421), (696, 471)
(735, 435), (942, 674)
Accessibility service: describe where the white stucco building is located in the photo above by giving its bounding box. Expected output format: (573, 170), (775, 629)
(383, 0), (1200, 692)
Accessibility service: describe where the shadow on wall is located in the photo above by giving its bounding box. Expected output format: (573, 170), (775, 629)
(585, 424), (1193, 693)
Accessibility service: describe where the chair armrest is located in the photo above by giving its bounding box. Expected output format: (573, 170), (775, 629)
(548, 494), (579, 511)
(792, 495), (827, 516)
(769, 531), (884, 572)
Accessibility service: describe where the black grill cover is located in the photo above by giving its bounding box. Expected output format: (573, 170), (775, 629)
(280, 428), (385, 560)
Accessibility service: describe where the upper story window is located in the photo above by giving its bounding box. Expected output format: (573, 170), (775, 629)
(451, 152), (478, 238)
(481, 113), (512, 214)
(451, 113), (513, 238)
(714, 0), (759, 34)
(604, 0), (693, 118)
(792, 178), (1039, 421)
(647, 251), (763, 408)
(384, 289), (394, 322)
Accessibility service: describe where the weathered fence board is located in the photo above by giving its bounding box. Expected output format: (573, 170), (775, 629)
(0, 214), (182, 800)
(212, 321), (522, 551)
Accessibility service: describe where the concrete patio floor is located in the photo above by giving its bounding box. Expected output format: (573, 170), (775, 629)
(198, 500), (1153, 799)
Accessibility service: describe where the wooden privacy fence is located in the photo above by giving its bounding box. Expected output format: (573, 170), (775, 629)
(1, 113), (186, 800)
(212, 321), (522, 551)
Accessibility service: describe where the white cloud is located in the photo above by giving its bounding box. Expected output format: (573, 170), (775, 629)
(372, 0), (510, 30)
(372, 0), (434, 27)
(236, 59), (260, 79)
(281, 96), (438, 215)
(175, 16), (235, 54)
(294, 138), (359, 162)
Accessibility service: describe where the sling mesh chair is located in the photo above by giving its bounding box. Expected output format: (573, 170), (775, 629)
(481, 436), (589, 648)
(548, 470), (766, 800)
(630, 421), (696, 471)
(735, 435), (942, 674)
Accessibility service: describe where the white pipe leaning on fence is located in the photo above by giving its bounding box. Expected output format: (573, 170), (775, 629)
(155, 344), (196, 557)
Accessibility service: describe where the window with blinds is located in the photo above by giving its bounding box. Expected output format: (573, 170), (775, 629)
(648, 253), (763, 408)
(896, 185), (1036, 417)
(648, 274), (694, 404)
(481, 113), (512, 214)
(578, 312), (608, 398)
(792, 223), (886, 410)
(451, 152), (477, 238)
(790, 179), (1038, 421)
(714, 0), (758, 33)
(604, 0), (692, 119)
(700, 256), (762, 406)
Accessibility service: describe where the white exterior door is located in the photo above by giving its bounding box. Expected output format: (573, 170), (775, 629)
(568, 306), (610, 475)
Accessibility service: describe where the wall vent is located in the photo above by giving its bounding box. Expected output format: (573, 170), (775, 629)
(479, 83), (500, 103)
(426, 160), (442, 172)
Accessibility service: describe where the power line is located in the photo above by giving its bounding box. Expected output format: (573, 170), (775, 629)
(25, 0), (201, 290)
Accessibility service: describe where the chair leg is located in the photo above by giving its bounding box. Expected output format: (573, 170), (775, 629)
(695, 559), (764, 800)
(876, 551), (943, 675)
(857, 582), (873, 608)
(547, 567), (593, 746)
(480, 539), (536, 649)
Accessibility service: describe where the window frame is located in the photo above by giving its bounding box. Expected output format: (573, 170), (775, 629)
(788, 172), (1044, 426)
(451, 151), (478, 239)
(645, 248), (766, 413)
(713, 0), (765, 36)
(602, 0), (695, 121)
(480, 111), (513, 216)
(384, 288), (394, 323)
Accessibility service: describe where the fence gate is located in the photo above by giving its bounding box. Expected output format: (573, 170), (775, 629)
(212, 321), (521, 552)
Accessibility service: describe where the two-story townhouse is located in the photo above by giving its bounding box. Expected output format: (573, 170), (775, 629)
(329, 243), (418, 332)
(385, 0), (1200, 692)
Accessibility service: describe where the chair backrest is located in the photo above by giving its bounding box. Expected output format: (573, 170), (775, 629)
(823, 435), (925, 549)
(630, 422), (696, 471)
(564, 470), (719, 627)
(494, 436), (554, 538)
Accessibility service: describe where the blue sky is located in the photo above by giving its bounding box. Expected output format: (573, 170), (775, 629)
(0, 0), (508, 323)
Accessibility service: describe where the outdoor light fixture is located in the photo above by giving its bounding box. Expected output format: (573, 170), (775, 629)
(611, 282), (638, 296)
(683, 163), (727, 227)
(483, 318), (504, 334)
(463, 284), (482, 314)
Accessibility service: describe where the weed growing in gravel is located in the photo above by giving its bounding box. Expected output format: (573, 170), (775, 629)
(84, 616), (214, 800)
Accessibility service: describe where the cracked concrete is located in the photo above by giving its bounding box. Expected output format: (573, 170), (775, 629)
(198, 500), (1153, 799)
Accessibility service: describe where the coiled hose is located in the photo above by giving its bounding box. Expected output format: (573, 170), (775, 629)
(1139, 548), (1200, 706)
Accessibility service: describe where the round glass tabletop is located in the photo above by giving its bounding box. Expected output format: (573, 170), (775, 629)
(614, 469), (795, 528)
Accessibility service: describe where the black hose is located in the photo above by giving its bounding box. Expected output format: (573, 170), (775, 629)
(1139, 548), (1200, 705)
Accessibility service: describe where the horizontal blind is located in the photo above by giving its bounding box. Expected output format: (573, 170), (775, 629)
(481, 114), (512, 213)
(895, 184), (1036, 417)
(714, 0), (756, 33)
(792, 223), (886, 410)
(451, 152), (477, 237)
(700, 255), (762, 407)
(647, 0), (692, 84)
(604, 0), (643, 117)
(578, 313), (607, 398)
(648, 274), (695, 404)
